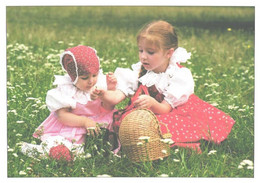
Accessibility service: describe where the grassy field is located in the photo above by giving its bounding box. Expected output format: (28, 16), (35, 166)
(6, 6), (254, 177)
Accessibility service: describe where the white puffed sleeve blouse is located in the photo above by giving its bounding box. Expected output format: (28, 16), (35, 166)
(114, 47), (194, 108)
(46, 70), (107, 112)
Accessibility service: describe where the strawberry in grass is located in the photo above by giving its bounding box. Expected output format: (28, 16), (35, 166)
(49, 144), (73, 162)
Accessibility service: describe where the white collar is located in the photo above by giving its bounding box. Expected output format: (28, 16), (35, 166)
(53, 74), (91, 104)
(138, 47), (191, 93)
(138, 64), (177, 93)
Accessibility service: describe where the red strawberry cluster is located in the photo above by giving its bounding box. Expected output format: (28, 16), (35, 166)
(49, 144), (72, 162)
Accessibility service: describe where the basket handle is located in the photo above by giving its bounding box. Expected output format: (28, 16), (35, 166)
(158, 121), (172, 139)
(114, 85), (150, 123)
(131, 85), (150, 103)
(131, 87), (172, 139)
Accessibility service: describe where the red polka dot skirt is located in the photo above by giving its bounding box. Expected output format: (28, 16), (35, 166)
(157, 94), (235, 153)
(113, 84), (235, 153)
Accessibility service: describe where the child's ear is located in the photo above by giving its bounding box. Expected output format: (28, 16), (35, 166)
(166, 48), (175, 59)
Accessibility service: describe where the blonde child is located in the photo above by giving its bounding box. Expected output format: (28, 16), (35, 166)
(21, 45), (117, 158)
(94, 20), (235, 152)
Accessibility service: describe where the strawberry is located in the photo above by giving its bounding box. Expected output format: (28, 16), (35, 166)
(49, 144), (72, 162)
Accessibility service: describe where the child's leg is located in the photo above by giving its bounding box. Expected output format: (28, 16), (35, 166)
(21, 136), (85, 159)
(21, 142), (45, 158)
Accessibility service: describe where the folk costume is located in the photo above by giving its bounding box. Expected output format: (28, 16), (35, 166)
(114, 47), (235, 152)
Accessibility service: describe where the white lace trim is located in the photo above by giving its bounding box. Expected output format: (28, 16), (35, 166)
(138, 63), (178, 93)
(137, 47), (191, 91)
(60, 51), (79, 85)
(117, 47), (194, 107)
(53, 74), (91, 105)
(46, 70), (107, 111)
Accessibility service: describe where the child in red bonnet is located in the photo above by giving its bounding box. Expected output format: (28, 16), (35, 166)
(21, 45), (117, 159)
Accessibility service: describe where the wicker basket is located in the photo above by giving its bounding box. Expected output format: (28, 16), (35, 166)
(119, 109), (172, 162)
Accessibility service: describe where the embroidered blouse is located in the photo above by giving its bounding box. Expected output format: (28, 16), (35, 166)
(114, 47), (194, 108)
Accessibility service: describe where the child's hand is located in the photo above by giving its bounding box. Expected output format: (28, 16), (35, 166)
(106, 72), (117, 90)
(90, 87), (105, 100)
(90, 87), (100, 101)
(84, 119), (101, 137)
(133, 95), (156, 109)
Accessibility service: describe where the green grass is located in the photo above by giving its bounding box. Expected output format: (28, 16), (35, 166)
(7, 6), (254, 177)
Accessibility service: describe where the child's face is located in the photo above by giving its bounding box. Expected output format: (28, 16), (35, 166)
(75, 72), (99, 92)
(138, 39), (172, 73)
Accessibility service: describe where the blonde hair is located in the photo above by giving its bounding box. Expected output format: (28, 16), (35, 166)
(137, 20), (178, 79)
(137, 20), (178, 51)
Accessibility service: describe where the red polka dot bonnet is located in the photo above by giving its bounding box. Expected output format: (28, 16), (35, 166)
(60, 45), (100, 84)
